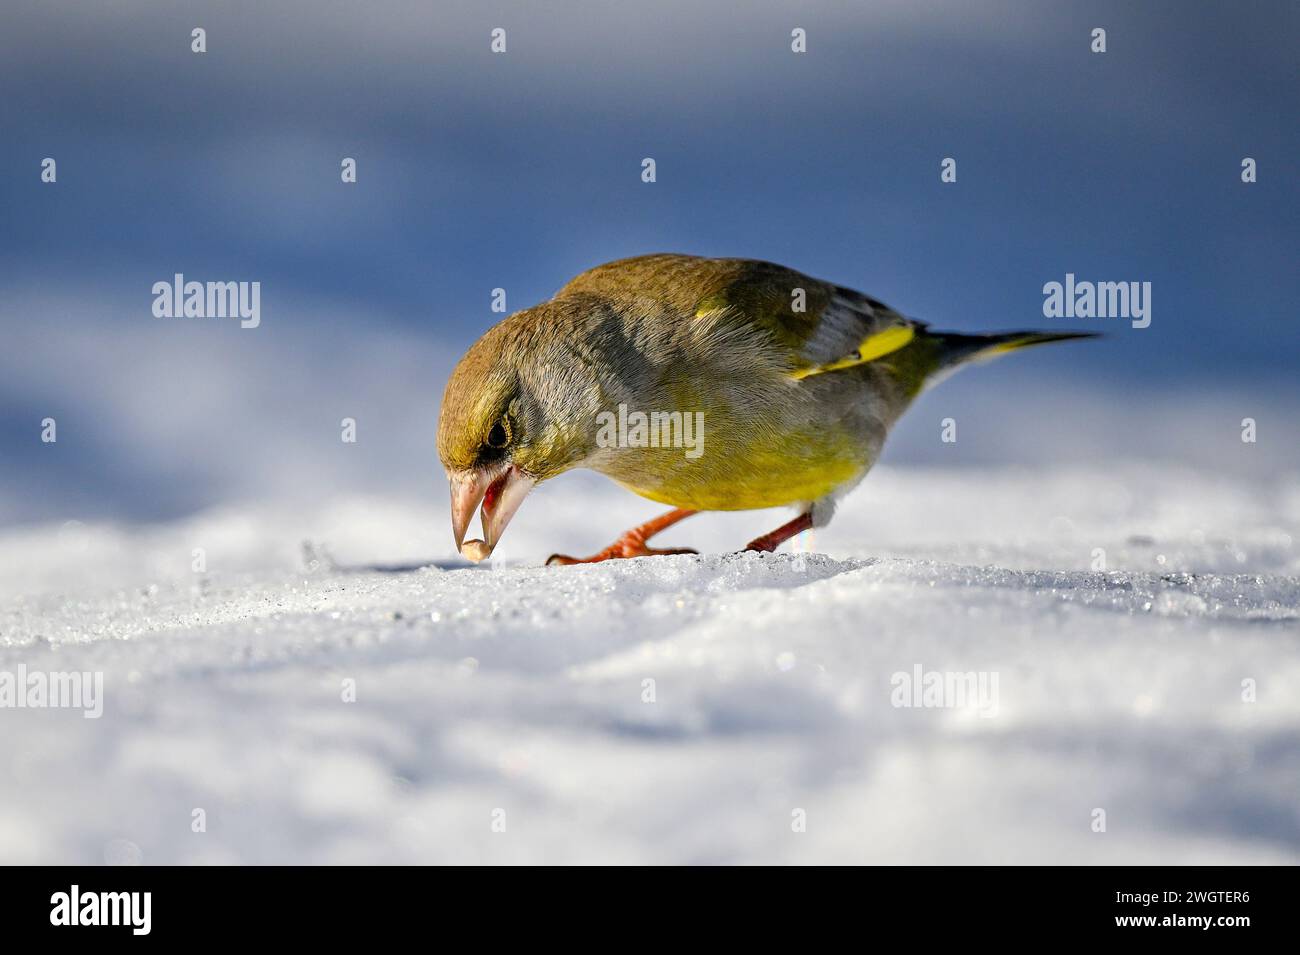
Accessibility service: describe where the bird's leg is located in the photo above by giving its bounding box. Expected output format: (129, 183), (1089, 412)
(744, 512), (814, 553)
(547, 508), (699, 565)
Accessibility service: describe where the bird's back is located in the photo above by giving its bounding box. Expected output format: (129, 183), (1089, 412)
(548, 255), (915, 510)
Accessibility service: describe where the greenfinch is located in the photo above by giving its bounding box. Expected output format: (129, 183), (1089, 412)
(437, 254), (1094, 563)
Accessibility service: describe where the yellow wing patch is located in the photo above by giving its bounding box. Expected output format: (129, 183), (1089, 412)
(788, 325), (916, 380)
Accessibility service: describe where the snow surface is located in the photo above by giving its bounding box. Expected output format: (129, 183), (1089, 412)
(2, 464), (1298, 864)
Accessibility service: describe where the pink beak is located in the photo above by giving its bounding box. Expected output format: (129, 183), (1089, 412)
(448, 465), (536, 559)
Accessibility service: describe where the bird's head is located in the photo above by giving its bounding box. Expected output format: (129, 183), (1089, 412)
(437, 307), (600, 560)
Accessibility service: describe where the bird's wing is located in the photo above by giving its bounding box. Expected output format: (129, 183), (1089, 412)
(558, 254), (924, 379)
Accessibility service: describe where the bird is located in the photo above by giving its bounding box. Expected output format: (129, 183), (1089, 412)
(437, 253), (1095, 564)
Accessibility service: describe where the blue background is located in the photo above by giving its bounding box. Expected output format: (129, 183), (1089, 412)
(2, 0), (1296, 526)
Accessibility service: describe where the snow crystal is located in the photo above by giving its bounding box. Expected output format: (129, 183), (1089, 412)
(0, 464), (1296, 863)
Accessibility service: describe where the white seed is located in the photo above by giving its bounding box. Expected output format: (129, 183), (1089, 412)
(461, 539), (492, 563)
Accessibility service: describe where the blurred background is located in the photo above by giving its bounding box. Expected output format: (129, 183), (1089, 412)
(2, 0), (1297, 530)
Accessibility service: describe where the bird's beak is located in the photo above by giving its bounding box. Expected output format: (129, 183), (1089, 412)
(449, 470), (492, 552)
(448, 465), (536, 560)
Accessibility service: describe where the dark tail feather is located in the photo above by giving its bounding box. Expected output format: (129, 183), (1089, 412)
(935, 330), (1099, 370)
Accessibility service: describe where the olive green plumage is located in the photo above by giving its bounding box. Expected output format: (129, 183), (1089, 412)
(437, 253), (1093, 544)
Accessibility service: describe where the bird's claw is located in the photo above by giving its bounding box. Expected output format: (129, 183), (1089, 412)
(546, 543), (699, 566)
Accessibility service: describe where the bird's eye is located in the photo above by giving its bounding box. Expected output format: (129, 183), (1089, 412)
(486, 419), (510, 448)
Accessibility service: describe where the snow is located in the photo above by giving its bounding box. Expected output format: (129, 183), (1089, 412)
(1, 464), (1298, 864)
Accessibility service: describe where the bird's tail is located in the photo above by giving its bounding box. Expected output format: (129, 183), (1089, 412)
(934, 330), (1098, 371)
